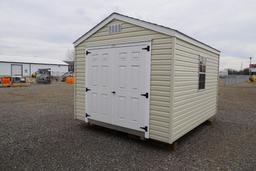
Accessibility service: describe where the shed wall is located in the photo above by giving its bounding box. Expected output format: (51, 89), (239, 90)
(171, 38), (219, 142)
(74, 19), (174, 143)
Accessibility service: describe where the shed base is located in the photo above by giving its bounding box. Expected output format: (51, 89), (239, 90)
(169, 142), (178, 151)
(205, 118), (214, 126)
(87, 119), (145, 138)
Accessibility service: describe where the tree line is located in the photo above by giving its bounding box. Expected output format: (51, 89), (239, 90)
(227, 68), (250, 75)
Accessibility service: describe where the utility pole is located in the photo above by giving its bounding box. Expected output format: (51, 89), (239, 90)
(249, 57), (252, 75)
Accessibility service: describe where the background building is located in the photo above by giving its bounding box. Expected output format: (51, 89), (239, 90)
(64, 61), (74, 72)
(0, 55), (68, 77)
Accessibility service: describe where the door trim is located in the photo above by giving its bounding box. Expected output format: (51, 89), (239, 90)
(144, 41), (151, 138)
(86, 41), (151, 51)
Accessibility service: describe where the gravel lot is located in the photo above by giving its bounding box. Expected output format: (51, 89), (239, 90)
(0, 82), (256, 170)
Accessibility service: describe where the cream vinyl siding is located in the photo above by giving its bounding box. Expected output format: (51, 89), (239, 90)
(74, 44), (86, 121)
(74, 19), (173, 143)
(171, 38), (219, 142)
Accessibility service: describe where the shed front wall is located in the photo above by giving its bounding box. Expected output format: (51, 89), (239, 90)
(74, 19), (174, 143)
(171, 38), (219, 142)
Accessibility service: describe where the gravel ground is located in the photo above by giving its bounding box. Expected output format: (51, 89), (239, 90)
(0, 82), (256, 170)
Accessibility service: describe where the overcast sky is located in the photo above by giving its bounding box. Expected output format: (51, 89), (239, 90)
(0, 0), (256, 70)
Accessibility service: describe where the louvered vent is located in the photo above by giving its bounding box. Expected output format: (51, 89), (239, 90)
(108, 23), (121, 34)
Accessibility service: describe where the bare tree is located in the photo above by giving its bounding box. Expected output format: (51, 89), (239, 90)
(65, 49), (75, 61)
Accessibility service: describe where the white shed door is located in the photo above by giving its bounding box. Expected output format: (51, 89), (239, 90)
(85, 42), (151, 137)
(86, 48), (113, 124)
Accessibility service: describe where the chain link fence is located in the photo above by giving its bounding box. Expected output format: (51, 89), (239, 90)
(222, 75), (249, 85)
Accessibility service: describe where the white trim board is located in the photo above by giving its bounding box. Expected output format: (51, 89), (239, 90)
(74, 13), (220, 54)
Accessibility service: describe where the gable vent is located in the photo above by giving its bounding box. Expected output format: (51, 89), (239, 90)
(108, 23), (121, 34)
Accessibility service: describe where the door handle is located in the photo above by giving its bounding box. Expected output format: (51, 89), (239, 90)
(140, 126), (148, 132)
(140, 92), (148, 98)
(112, 91), (116, 94)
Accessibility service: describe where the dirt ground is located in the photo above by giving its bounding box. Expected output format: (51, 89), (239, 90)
(0, 82), (256, 170)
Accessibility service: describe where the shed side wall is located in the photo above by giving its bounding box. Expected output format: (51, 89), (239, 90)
(171, 38), (219, 142)
(74, 19), (173, 143)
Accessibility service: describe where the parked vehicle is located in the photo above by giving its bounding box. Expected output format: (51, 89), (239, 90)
(61, 71), (74, 82)
(12, 76), (26, 83)
(36, 69), (51, 84)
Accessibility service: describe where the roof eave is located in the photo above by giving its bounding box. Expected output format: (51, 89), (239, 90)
(174, 31), (221, 54)
(73, 13), (117, 46)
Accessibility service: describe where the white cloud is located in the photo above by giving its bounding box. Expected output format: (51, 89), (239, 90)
(0, 37), (71, 59)
(0, 0), (256, 67)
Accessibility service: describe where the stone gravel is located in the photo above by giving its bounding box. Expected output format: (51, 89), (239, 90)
(0, 82), (256, 171)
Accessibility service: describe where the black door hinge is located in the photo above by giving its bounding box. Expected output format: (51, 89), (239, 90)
(142, 45), (150, 51)
(141, 92), (149, 98)
(85, 113), (90, 118)
(86, 88), (91, 92)
(86, 51), (91, 55)
(140, 126), (148, 132)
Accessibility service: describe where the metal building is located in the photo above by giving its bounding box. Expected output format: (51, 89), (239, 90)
(73, 13), (220, 144)
(0, 55), (68, 77)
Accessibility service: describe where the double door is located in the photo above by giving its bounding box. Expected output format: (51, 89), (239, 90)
(85, 42), (150, 137)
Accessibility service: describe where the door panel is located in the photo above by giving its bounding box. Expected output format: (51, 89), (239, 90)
(130, 65), (140, 90)
(85, 42), (150, 137)
(86, 49), (113, 123)
(112, 45), (149, 132)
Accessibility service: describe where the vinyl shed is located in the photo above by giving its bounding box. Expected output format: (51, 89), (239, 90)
(73, 13), (220, 144)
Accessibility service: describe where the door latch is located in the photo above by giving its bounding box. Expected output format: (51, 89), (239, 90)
(85, 113), (90, 118)
(86, 51), (91, 55)
(86, 88), (91, 92)
(140, 126), (148, 132)
(142, 45), (150, 51)
(140, 92), (149, 98)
